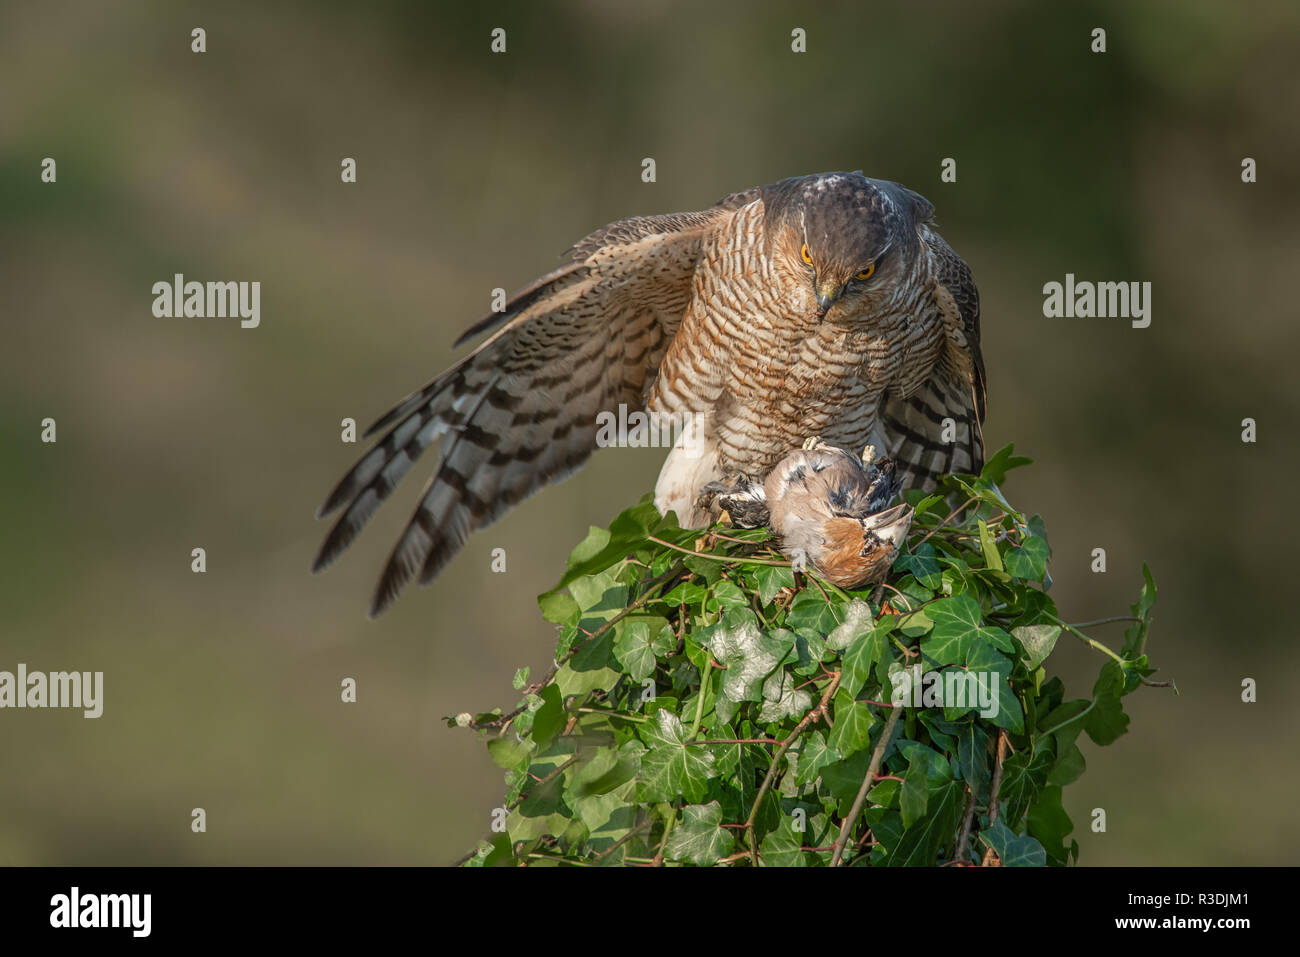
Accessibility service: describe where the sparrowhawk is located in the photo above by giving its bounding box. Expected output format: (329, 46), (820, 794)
(314, 171), (986, 615)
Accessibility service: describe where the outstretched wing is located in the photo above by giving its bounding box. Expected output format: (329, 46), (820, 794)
(881, 227), (987, 488)
(314, 191), (755, 616)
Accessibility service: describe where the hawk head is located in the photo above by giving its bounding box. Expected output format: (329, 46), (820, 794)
(761, 171), (935, 317)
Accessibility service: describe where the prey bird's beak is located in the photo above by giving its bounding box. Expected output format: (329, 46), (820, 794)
(814, 282), (843, 315)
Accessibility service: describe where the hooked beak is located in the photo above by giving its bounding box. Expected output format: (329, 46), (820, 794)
(814, 282), (843, 316)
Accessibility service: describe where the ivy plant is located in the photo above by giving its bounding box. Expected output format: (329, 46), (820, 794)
(453, 445), (1168, 867)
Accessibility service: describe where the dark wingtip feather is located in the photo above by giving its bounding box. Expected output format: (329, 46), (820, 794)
(368, 550), (415, 619)
(452, 314), (498, 350)
(312, 515), (356, 574)
(366, 589), (392, 620)
(316, 481), (353, 519)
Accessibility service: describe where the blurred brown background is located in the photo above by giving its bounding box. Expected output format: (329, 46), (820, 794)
(2, 0), (1298, 865)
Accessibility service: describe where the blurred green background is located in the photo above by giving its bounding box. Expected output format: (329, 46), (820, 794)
(2, 0), (1298, 865)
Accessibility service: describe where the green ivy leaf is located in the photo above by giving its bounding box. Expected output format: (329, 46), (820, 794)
(574, 782), (639, 857)
(980, 821), (1047, 867)
(548, 497), (661, 593)
(1012, 623), (1061, 670)
(827, 689), (876, 756)
(1026, 785), (1074, 865)
(487, 735), (532, 772)
(1005, 536), (1050, 581)
(979, 444), (1034, 485)
(826, 598), (874, 652)
(666, 802), (735, 865)
(710, 579), (749, 611)
(900, 748), (932, 828)
(638, 710), (714, 803)
(842, 617), (893, 698)
(1084, 659), (1131, 745)
(613, 618), (674, 681)
(888, 778), (964, 865)
(1122, 563), (1158, 657)
(754, 563), (796, 605)
(569, 741), (642, 799)
(956, 722), (992, 802)
(530, 684), (565, 748)
(795, 730), (842, 786)
(978, 520), (1004, 572)
(895, 542), (942, 589)
(759, 669), (813, 723)
(708, 611), (789, 724)
(538, 592), (580, 628)
(998, 739), (1055, 828)
(786, 588), (845, 634)
(759, 813), (816, 866)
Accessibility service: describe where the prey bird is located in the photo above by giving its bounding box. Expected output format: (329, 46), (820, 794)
(699, 438), (913, 590)
(313, 171), (986, 615)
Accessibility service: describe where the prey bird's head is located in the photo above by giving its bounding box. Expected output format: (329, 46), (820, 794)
(762, 171), (934, 318)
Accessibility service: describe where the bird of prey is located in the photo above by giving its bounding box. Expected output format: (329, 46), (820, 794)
(700, 438), (914, 589)
(314, 171), (985, 615)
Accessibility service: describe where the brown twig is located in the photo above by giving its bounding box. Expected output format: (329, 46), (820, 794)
(687, 738), (783, 746)
(980, 731), (1010, 866)
(830, 700), (904, 867)
(591, 815), (655, 864)
(742, 670), (843, 866)
(954, 786), (978, 865)
(508, 755), (579, 812)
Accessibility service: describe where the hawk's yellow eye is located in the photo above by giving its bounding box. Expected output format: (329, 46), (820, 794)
(855, 263), (876, 281)
(800, 243), (813, 265)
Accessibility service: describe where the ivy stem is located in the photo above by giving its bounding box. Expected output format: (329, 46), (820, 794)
(646, 534), (793, 567)
(1038, 699), (1096, 737)
(1049, 614), (1126, 666)
(1050, 615), (1168, 690)
(651, 807), (678, 866)
(742, 670), (842, 866)
(814, 576), (855, 602)
(576, 706), (647, 723)
(980, 732), (1010, 866)
(916, 496), (979, 546)
(1069, 616), (1142, 628)
(830, 701), (903, 867)
(688, 658), (714, 739)
(591, 816), (656, 863)
(686, 738), (782, 746)
(525, 853), (590, 866)
(954, 786), (979, 865)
